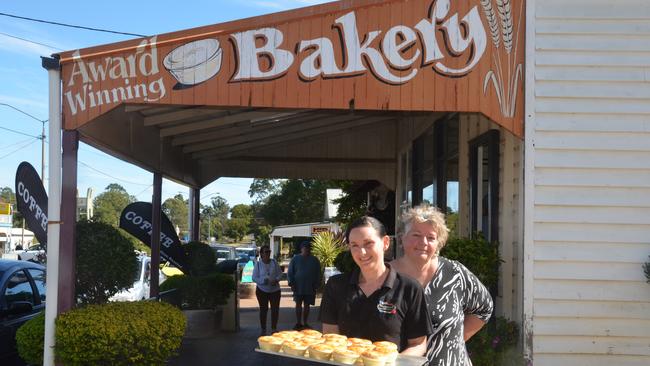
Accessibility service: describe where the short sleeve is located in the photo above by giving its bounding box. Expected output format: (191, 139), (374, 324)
(403, 280), (433, 339)
(458, 262), (493, 322)
(319, 275), (341, 325)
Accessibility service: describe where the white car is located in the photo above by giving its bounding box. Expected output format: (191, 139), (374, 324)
(2, 243), (46, 263)
(110, 255), (165, 302)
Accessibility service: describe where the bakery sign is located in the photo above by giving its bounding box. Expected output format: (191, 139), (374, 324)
(60, 0), (524, 135)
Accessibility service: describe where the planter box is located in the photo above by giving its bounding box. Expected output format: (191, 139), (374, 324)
(238, 282), (256, 299)
(183, 307), (223, 339)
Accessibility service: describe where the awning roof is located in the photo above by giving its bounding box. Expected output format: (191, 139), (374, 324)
(54, 0), (525, 188)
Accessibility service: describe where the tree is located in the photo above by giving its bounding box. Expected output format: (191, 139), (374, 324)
(333, 181), (368, 229)
(200, 195), (229, 241)
(225, 204), (253, 242)
(259, 179), (330, 226)
(92, 184), (135, 227)
(75, 220), (138, 305)
(0, 186), (23, 227)
(162, 194), (188, 234)
(248, 179), (279, 204)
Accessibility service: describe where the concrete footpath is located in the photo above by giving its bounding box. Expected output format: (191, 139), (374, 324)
(167, 281), (322, 366)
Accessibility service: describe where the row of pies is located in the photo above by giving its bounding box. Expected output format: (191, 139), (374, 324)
(258, 329), (399, 366)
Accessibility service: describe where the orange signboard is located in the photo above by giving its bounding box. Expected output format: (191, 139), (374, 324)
(59, 0), (525, 137)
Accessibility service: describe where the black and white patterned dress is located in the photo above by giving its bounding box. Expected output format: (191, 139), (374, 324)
(425, 256), (493, 366)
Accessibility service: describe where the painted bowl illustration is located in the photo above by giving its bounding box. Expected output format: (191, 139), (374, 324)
(163, 38), (222, 88)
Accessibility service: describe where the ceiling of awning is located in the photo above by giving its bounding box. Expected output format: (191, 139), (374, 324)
(77, 104), (433, 189)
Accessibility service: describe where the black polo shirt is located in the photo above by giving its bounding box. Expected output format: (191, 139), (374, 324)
(319, 265), (432, 351)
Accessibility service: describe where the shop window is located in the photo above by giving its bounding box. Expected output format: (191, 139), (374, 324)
(399, 149), (412, 215)
(469, 130), (500, 242)
(411, 115), (460, 237)
(412, 127), (435, 206)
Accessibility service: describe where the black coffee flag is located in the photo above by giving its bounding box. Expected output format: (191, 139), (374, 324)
(120, 202), (187, 270)
(15, 162), (48, 246)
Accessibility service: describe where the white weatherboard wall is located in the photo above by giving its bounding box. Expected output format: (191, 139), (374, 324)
(527, 0), (650, 364)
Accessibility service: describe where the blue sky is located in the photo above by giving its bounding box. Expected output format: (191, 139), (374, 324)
(0, 0), (327, 206)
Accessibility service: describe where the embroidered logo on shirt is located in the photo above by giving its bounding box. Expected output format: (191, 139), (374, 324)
(377, 300), (397, 315)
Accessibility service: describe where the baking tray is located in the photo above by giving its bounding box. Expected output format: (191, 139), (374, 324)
(255, 348), (427, 366)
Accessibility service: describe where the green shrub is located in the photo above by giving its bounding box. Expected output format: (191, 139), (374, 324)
(441, 234), (501, 291)
(643, 256), (650, 284)
(184, 241), (217, 276)
(15, 312), (45, 365)
(76, 220), (138, 304)
(160, 273), (235, 310)
(467, 317), (523, 366)
(334, 250), (358, 274)
(441, 235), (519, 364)
(55, 301), (185, 366)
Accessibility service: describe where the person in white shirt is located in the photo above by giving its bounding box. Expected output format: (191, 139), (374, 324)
(252, 245), (283, 335)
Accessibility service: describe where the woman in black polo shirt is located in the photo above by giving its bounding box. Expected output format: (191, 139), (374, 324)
(320, 216), (432, 356)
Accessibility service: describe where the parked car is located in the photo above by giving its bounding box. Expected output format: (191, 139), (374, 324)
(209, 244), (237, 263)
(2, 244), (46, 264)
(110, 255), (165, 302)
(235, 246), (258, 261)
(0, 259), (46, 365)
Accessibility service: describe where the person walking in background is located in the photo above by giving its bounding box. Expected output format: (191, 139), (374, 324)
(287, 240), (321, 330)
(252, 245), (283, 335)
(391, 204), (493, 365)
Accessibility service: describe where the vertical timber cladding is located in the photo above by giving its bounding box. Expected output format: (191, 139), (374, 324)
(59, 0), (525, 136)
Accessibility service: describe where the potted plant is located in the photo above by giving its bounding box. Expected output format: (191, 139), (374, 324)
(160, 241), (236, 338)
(311, 231), (345, 286)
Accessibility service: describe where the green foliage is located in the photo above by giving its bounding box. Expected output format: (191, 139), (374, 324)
(333, 181), (369, 229)
(467, 317), (523, 366)
(441, 235), (519, 364)
(259, 179), (331, 226)
(252, 223), (273, 245)
(311, 232), (345, 269)
(643, 256), (650, 284)
(160, 273), (236, 310)
(163, 193), (189, 234)
(446, 211), (459, 238)
(224, 204), (253, 242)
(334, 250), (358, 274)
(76, 220), (138, 305)
(248, 179), (279, 204)
(225, 218), (250, 242)
(441, 234), (501, 291)
(200, 195), (229, 240)
(16, 312), (45, 365)
(55, 301), (185, 366)
(92, 183), (135, 227)
(184, 241), (217, 276)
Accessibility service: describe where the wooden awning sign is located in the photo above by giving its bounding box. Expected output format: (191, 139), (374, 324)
(59, 0), (525, 136)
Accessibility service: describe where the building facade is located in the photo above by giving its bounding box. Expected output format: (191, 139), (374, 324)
(45, 0), (650, 364)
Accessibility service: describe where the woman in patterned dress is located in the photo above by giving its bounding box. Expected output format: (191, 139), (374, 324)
(391, 204), (493, 366)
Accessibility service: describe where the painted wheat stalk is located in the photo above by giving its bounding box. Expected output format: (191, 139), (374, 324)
(496, 0), (514, 54)
(480, 0), (501, 49)
(481, 0), (522, 118)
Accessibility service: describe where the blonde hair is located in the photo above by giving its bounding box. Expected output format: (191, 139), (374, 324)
(399, 204), (450, 252)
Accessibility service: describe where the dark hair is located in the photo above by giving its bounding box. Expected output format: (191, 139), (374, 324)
(260, 245), (271, 253)
(344, 216), (387, 243)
